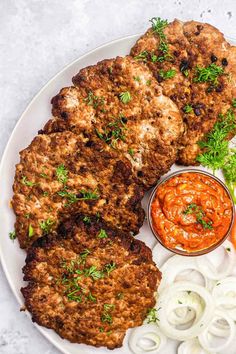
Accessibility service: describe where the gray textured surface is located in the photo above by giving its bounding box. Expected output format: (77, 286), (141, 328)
(0, 0), (236, 353)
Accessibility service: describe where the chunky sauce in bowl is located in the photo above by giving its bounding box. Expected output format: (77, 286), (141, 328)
(150, 171), (234, 254)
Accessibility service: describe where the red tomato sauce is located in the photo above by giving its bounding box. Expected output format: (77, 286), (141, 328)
(151, 172), (233, 252)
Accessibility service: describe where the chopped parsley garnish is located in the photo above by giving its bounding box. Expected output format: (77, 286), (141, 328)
(183, 204), (213, 230)
(40, 172), (48, 178)
(57, 189), (78, 204)
(197, 109), (236, 172)
(194, 63), (224, 86)
(95, 117), (127, 149)
(39, 218), (54, 234)
(101, 304), (115, 324)
(9, 230), (16, 240)
(56, 164), (68, 184)
(183, 104), (193, 114)
(67, 288), (82, 302)
(134, 50), (149, 62)
(80, 249), (91, 263)
(104, 262), (116, 275)
(101, 313), (113, 324)
(84, 265), (104, 280)
(133, 76), (141, 82)
(58, 188), (99, 205)
(40, 166), (49, 179)
(116, 292), (124, 300)
(150, 17), (172, 62)
(159, 69), (176, 80)
(86, 292), (97, 302)
(83, 216), (91, 224)
(104, 304), (115, 311)
(183, 203), (198, 215)
(97, 229), (108, 239)
(119, 91), (131, 104)
(150, 53), (158, 63)
(178, 300), (183, 304)
(128, 148), (135, 157)
(21, 176), (36, 187)
(146, 308), (159, 323)
(226, 247), (231, 252)
(232, 98), (236, 108)
(79, 189), (99, 200)
(28, 224), (34, 237)
(84, 91), (104, 109)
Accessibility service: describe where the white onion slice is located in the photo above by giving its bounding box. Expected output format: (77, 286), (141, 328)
(208, 318), (230, 337)
(178, 338), (215, 354)
(128, 324), (167, 354)
(152, 242), (173, 268)
(159, 255), (212, 292)
(157, 282), (215, 341)
(198, 310), (235, 352)
(196, 240), (235, 280)
(212, 277), (236, 320)
(168, 306), (195, 326)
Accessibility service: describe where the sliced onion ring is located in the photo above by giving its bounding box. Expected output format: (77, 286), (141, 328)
(212, 277), (236, 320)
(198, 310), (235, 352)
(196, 240), (235, 280)
(159, 255), (212, 292)
(178, 338), (215, 354)
(157, 282), (215, 341)
(128, 324), (167, 354)
(168, 306), (195, 326)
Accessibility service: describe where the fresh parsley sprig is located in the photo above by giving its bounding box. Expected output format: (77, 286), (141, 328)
(197, 109), (236, 172)
(222, 151), (236, 203)
(194, 63), (224, 86)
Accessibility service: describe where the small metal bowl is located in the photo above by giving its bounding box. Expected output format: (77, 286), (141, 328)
(148, 169), (235, 256)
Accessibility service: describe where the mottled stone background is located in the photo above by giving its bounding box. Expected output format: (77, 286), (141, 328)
(0, 0), (235, 352)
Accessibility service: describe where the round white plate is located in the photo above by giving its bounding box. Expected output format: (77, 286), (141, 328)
(0, 34), (236, 354)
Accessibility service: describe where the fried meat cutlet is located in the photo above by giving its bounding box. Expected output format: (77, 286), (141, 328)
(21, 214), (161, 349)
(131, 19), (236, 165)
(42, 56), (183, 189)
(12, 131), (144, 248)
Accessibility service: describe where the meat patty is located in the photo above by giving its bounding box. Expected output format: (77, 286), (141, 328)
(42, 56), (183, 189)
(12, 131), (144, 249)
(131, 19), (236, 165)
(21, 215), (161, 349)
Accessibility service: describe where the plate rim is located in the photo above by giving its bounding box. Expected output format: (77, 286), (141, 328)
(0, 32), (141, 354)
(1, 33), (235, 354)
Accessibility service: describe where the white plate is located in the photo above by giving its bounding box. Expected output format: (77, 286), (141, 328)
(0, 34), (235, 354)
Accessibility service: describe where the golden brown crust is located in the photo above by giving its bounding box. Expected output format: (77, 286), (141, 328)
(21, 215), (161, 349)
(43, 56), (183, 188)
(131, 19), (236, 165)
(12, 131), (144, 248)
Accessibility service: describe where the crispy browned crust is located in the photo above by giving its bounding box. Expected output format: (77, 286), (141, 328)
(12, 131), (144, 248)
(42, 56), (183, 188)
(131, 20), (236, 165)
(21, 215), (161, 349)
